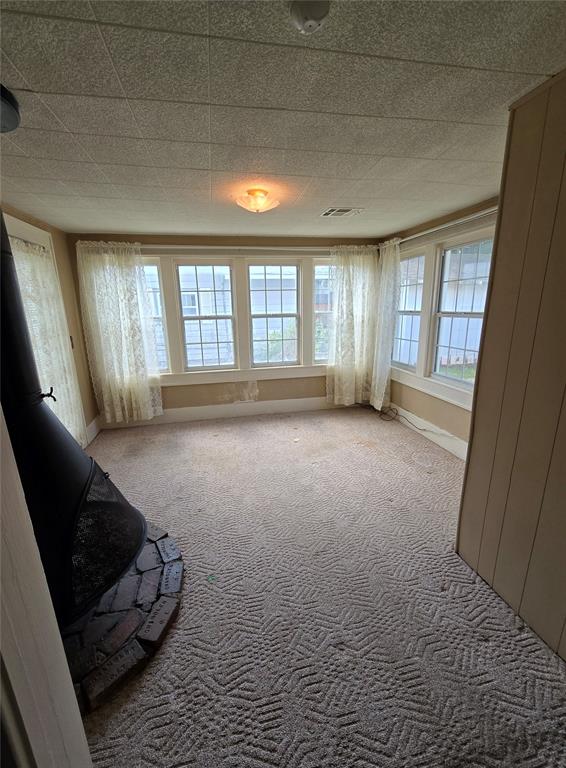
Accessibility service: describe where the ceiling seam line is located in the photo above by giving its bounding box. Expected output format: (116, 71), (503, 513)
(9, 89), (509, 130)
(0, 9), (552, 79)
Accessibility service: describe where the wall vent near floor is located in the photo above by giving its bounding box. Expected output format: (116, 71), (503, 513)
(320, 207), (364, 218)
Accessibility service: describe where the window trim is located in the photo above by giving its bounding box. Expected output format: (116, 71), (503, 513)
(312, 258), (333, 364)
(247, 260), (302, 368)
(391, 223), (495, 410)
(175, 260), (238, 372)
(142, 257), (170, 373)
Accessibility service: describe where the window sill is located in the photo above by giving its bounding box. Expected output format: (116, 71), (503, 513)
(391, 366), (473, 411)
(160, 365), (326, 386)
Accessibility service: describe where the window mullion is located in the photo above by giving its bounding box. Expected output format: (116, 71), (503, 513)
(301, 258), (312, 366)
(419, 243), (438, 378)
(234, 259), (251, 370)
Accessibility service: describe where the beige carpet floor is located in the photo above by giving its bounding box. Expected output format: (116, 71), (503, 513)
(85, 408), (566, 768)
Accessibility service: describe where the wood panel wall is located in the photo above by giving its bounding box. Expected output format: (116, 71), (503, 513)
(457, 70), (566, 660)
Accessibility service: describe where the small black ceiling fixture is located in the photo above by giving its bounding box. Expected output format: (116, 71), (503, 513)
(1, 84), (21, 133)
(289, 1), (330, 35)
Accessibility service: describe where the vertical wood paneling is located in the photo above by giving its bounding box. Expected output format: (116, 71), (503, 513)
(478, 80), (566, 584)
(457, 94), (548, 569)
(493, 164), (566, 609)
(457, 70), (566, 661)
(520, 397), (566, 650)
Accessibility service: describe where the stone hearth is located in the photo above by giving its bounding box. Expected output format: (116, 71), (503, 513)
(63, 521), (183, 712)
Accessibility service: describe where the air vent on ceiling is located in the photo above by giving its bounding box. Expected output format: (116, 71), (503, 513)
(320, 207), (364, 218)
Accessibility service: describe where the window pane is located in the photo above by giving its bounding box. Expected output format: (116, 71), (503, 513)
(179, 265), (197, 291)
(267, 317), (283, 339)
(178, 264), (234, 369)
(196, 265), (214, 290)
(250, 264), (299, 366)
(143, 264), (168, 371)
(266, 290), (282, 314)
(253, 317), (267, 340)
(186, 345), (203, 367)
(435, 238), (492, 384)
(411, 315), (420, 342)
(253, 341), (267, 363)
(268, 339), (283, 363)
(250, 290), (266, 313)
(283, 316), (297, 339)
(283, 339), (298, 363)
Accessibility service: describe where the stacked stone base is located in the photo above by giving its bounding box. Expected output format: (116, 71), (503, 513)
(63, 521), (183, 712)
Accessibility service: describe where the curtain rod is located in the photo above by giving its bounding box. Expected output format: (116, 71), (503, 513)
(139, 244), (332, 253)
(400, 206), (498, 244)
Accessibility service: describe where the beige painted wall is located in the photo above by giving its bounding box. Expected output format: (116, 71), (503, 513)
(2, 205), (99, 425)
(390, 381), (470, 441)
(457, 71), (566, 659)
(162, 376), (326, 409)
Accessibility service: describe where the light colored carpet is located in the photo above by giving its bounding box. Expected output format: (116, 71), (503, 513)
(85, 408), (566, 768)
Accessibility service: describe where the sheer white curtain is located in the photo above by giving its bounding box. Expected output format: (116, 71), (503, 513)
(11, 236), (88, 447)
(326, 239), (400, 410)
(77, 241), (163, 424)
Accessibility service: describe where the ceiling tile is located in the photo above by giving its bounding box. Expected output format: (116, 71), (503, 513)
(348, 177), (496, 204)
(1, 135), (27, 156)
(38, 94), (141, 136)
(72, 134), (152, 165)
(1, 1), (96, 19)
(211, 105), (458, 158)
(0, 190), (44, 209)
(152, 167), (210, 190)
(210, 39), (542, 124)
(211, 144), (374, 179)
(11, 90), (68, 131)
(129, 99), (210, 142)
(1, 52), (30, 89)
(1, 176), (73, 195)
(438, 124), (509, 162)
(100, 25), (209, 101)
(366, 157), (503, 187)
(1, 155), (50, 178)
(35, 159), (109, 182)
(62, 181), (123, 198)
(144, 139), (210, 170)
(96, 164), (167, 187)
(91, 1), (208, 35)
(6, 127), (94, 162)
(209, 1), (566, 75)
(109, 184), (177, 201)
(0, 13), (123, 96)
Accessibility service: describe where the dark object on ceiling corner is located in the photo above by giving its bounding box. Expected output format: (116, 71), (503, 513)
(1, 85), (21, 133)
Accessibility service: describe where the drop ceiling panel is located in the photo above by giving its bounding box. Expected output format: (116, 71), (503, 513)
(91, 0), (209, 35)
(99, 25), (210, 101)
(38, 93), (142, 136)
(209, 39), (540, 123)
(1, 2), (565, 237)
(1, 14), (123, 96)
(209, 0), (566, 74)
(129, 100), (210, 142)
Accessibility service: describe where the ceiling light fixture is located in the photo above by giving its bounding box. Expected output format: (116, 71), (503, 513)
(236, 188), (280, 214)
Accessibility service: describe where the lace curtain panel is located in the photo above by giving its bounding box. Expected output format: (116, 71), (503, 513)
(326, 240), (400, 410)
(77, 241), (163, 425)
(10, 236), (88, 447)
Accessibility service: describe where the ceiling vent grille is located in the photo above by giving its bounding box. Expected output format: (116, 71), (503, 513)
(320, 207), (364, 218)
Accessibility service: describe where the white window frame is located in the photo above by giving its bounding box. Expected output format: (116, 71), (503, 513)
(392, 251), (425, 371)
(247, 259), (302, 368)
(313, 258), (334, 364)
(174, 258), (238, 372)
(147, 249), (327, 385)
(391, 222), (495, 411)
(141, 257), (170, 373)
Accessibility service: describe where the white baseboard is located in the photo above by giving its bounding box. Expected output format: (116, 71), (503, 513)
(99, 397), (335, 430)
(85, 416), (101, 445)
(390, 403), (468, 460)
